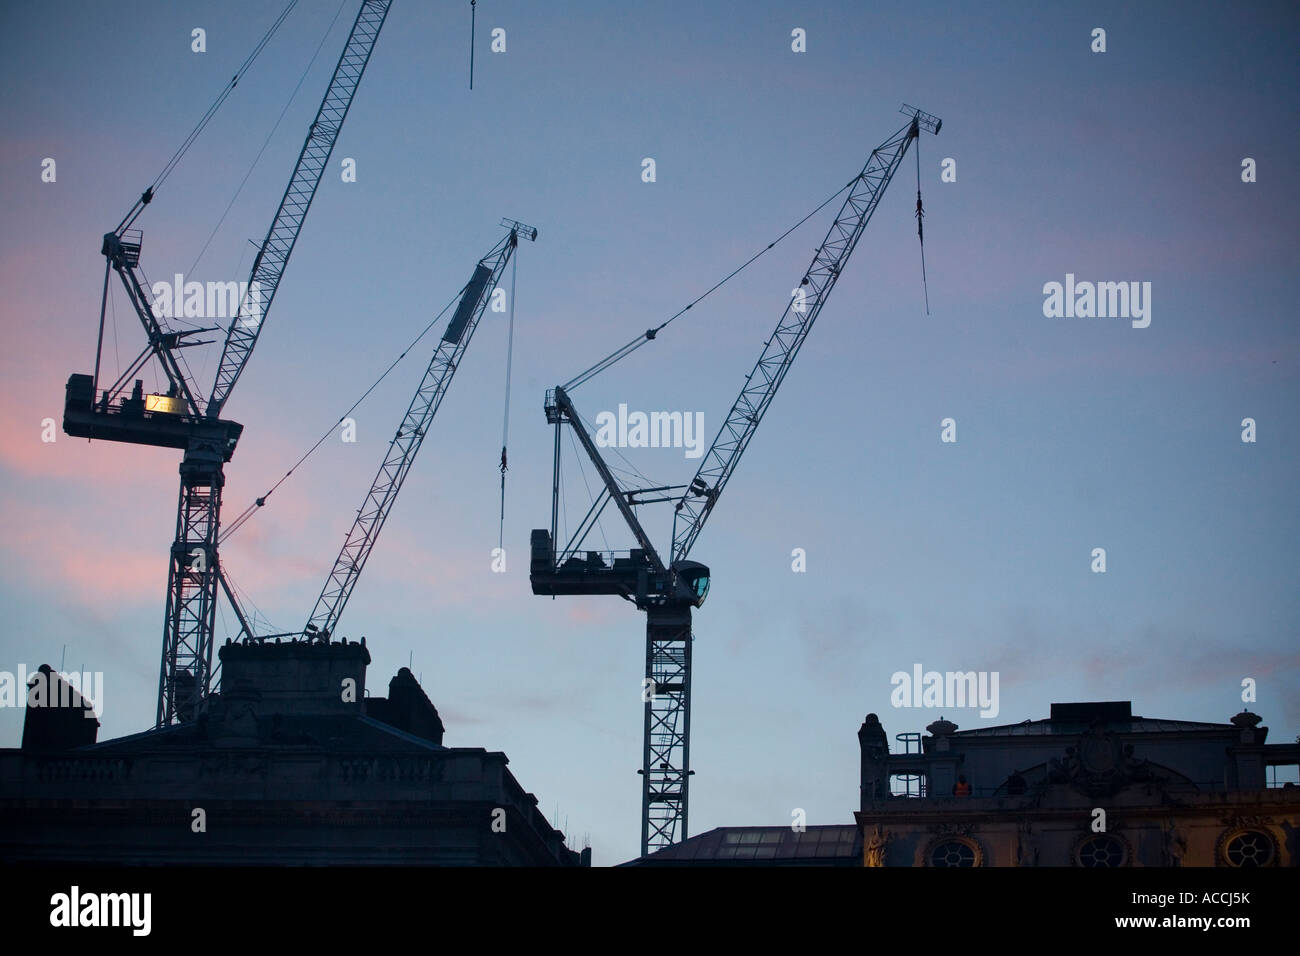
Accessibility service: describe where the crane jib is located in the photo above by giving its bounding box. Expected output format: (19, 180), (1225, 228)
(445, 265), (493, 344)
(303, 221), (535, 641)
(669, 109), (939, 566)
(206, 0), (394, 419)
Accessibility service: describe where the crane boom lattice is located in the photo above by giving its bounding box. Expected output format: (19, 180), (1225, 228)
(306, 225), (534, 640)
(208, 0), (393, 418)
(671, 112), (928, 565)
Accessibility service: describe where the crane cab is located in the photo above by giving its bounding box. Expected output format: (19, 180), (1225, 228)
(673, 560), (710, 607)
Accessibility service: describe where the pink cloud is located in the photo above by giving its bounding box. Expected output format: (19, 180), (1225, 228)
(565, 602), (616, 627)
(1, 497), (162, 606)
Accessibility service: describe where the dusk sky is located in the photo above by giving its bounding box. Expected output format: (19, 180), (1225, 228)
(1, 0), (1297, 864)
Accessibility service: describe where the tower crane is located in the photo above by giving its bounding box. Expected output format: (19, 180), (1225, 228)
(530, 105), (942, 856)
(301, 220), (536, 643)
(62, 0), (392, 726)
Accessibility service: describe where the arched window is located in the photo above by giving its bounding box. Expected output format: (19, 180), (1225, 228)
(1221, 830), (1276, 868)
(927, 838), (980, 867)
(1075, 834), (1127, 867)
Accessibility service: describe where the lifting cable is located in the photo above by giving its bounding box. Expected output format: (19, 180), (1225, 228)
(220, 283), (467, 544)
(222, 563), (272, 636)
(120, 0), (299, 232)
(136, 261), (204, 397)
(915, 133), (930, 315)
(188, 0), (349, 279)
(469, 1), (477, 90)
(577, 410), (653, 488)
(498, 251), (517, 551)
(566, 425), (611, 554)
(561, 177), (857, 392)
(108, 279), (122, 376)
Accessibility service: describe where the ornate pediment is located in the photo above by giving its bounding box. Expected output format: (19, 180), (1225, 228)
(1047, 726), (1156, 797)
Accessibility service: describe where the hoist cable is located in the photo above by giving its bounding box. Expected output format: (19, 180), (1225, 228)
(220, 283), (466, 543)
(188, 0), (348, 279)
(561, 177), (856, 392)
(498, 251), (517, 550)
(566, 425), (611, 554)
(915, 134), (930, 315)
(119, 0), (299, 232)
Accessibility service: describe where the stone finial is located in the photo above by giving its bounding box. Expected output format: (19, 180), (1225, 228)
(1230, 710), (1262, 729)
(927, 716), (958, 737)
(858, 713), (887, 745)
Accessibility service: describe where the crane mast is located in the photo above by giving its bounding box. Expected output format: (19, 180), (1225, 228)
(531, 105), (941, 856)
(305, 222), (537, 640)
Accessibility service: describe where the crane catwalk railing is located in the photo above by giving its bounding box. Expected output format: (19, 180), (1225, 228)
(207, 0), (392, 418)
(306, 230), (521, 638)
(670, 118), (920, 565)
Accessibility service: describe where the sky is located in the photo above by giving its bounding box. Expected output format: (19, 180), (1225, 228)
(1, 0), (1297, 865)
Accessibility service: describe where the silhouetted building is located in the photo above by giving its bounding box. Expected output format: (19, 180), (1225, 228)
(19, 665), (99, 751)
(630, 700), (1299, 867)
(0, 638), (587, 866)
(627, 825), (860, 866)
(856, 702), (1300, 866)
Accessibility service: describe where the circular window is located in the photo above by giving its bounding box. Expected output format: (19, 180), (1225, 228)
(1076, 834), (1127, 867)
(928, 839), (978, 867)
(1222, 830), (1276, 868)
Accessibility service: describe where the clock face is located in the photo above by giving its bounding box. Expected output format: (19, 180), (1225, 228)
(1080, 734), (1118, 774)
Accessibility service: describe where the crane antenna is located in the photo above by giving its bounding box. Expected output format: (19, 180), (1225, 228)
(469, 1), (477, 90)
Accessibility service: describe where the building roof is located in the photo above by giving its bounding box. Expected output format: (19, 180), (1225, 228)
(946, 701), (1238, 738)
(4, 640), (586, 866)
(951, 717), (1238, 738)
(629, 825), (860, 866)
(76, 712), (450, 755)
